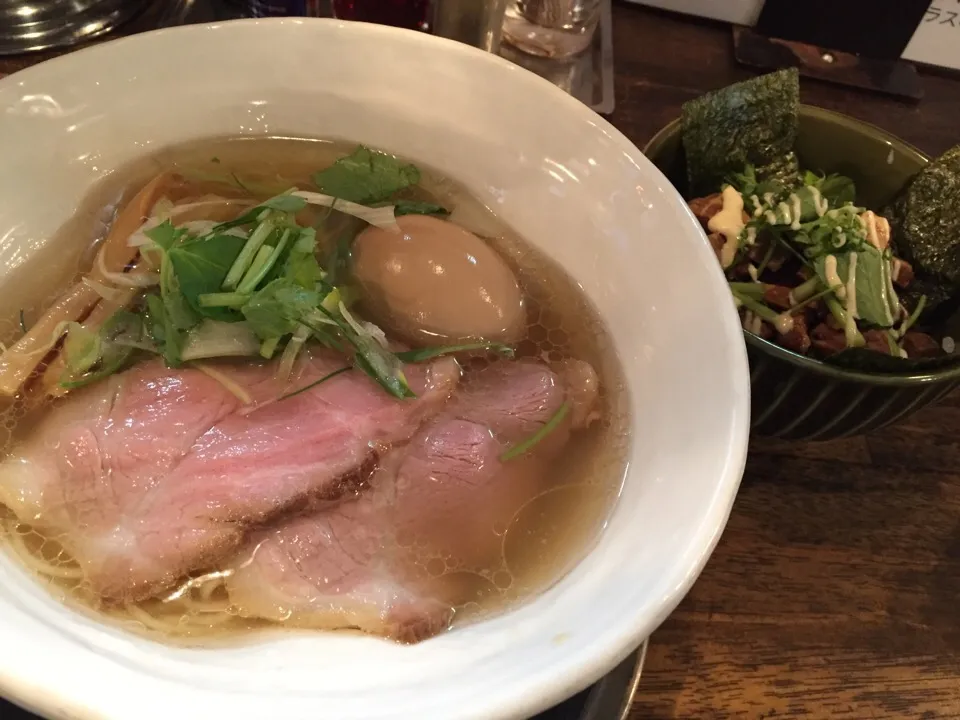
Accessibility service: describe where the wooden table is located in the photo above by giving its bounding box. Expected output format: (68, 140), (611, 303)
(3, 3), (960, 719)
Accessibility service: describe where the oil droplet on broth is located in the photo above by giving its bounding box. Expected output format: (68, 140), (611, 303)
(426, 570), (501, 615)
(425, 556), (446, 577)
(501, 484), (610, 599)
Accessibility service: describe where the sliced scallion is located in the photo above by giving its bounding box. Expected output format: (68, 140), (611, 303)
(395, 342), (515, 363)
(260, 336), (280, 359)
(237, 245), (275, 294)
(897, 295), (927, 338)
(222, 218), (276, 290)
(198, 292), (250, 308)
(238, 229), (292, 294)
(500, 402), (570, 462)
(275, 366), (351, 403)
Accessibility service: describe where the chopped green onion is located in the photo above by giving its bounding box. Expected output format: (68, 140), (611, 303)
(198, 292), (250, 308)
(730, 289), (780, 325)
(823, 295), (865, 347)
(238, 229), (292, 294)
(787, 286), (832, 314)
(237, 245), (275, 293)
(754, 240), (778, 277)
(772, 231), (813, 268)
(63, 323), (102, 375)
(500, 402), (570, 462)
(727, 282), (767, 299)
(311, 304), (413, 399)
(898, 295), (927, 337)
(823, 294), (849, 327)
(275, 366), (351, 403)
(791, 275), (821, 303)
(222, 219), (276, 290)
(277, 324), (311, 382)
(260, 337), (280, 359)
(18, 309), (26, 335)
(59, 311), (143, 389)
(396, 342), (515, 363)
(886, 330), (900, 356)
(296, 316), (345, 352)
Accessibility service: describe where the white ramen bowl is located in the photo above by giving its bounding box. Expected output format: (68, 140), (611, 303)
(0, 19), (749, 720)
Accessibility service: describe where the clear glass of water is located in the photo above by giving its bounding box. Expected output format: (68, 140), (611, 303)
(501, 0), (600, 59)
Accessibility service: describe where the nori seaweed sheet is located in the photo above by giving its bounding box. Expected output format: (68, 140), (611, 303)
(681, 68), (800, 197)
(757, 151), (801, 190)
(884, 145), (960, 315)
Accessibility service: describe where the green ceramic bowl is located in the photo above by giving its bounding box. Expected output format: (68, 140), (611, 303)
(644, 105), (960, 441)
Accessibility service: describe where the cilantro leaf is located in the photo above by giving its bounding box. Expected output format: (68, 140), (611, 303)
(145, 221), (184, 251)
(279, 228), (322, 289)
(160, 257), (198, 332)
(312, 146), (420, 204)
(818, 174), (856, 207)
(168, 233), (247, 321)
(146, 293), (183, 366)
(241, 279), (321, 339)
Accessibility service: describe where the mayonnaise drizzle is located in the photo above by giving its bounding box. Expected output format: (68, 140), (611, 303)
(789, 193), (802, 230)
(707, 186), (745, 268)
(777, 201), (791, 224)
(843, 252), (859, 346)
(824, 254), (845, 298)
(774, 313), (795, 334)
(809, 185), (828, 217)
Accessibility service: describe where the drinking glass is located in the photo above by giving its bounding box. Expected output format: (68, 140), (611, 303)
(502, 0), (601, 59)
(332, 0), (508, 52)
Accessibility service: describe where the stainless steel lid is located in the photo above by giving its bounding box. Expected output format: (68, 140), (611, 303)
(0, 0), (148, 55)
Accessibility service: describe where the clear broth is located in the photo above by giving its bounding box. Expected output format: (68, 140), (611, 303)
(0, 137), (630, 644)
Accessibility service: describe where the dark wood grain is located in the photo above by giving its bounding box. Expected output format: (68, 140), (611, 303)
(3, 3), (960, 719)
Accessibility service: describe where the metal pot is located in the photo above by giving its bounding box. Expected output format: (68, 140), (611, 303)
(0, 0), (149, 54)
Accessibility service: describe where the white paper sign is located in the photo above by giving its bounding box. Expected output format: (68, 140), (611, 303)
(902, 1), (960, 71)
